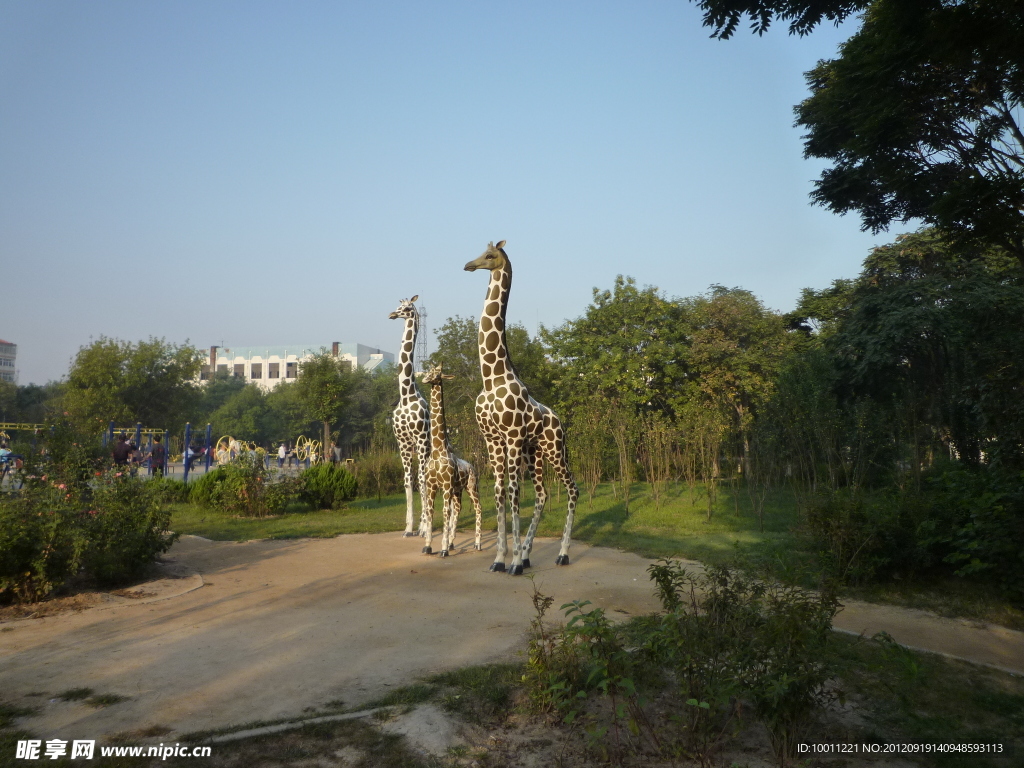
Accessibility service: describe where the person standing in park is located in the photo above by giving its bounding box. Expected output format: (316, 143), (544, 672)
(112, 434), (132, 467)
(149, 435), (166, 477)
(278, 442), (286, 468)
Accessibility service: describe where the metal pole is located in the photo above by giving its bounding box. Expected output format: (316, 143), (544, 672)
(204, 424), (212, 473)
(163, 430), (170, 475)
(108, 420), (115, 447)
(183, 423), (192, 483)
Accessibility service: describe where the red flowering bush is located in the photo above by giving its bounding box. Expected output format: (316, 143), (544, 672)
(0, 423), (177, 603)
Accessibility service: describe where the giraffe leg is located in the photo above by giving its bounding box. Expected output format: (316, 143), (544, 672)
(552, 443), (579, 566)
(439, 488), (454, 556)
(506, 440), (526, 576)
(422, 481), (438, 555)
(416, 440), (431, 537)
(399, 441), (417, 536)
(467, 466), (483, 551)
(445, 490), (462, 554)
(521, 443), (547, 568)
(485, 437), (508, 571)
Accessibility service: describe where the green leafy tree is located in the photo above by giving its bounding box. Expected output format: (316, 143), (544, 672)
(264, 379), (316, 445)
(542, 276), (688, 418)
(797, 0), (1024, 263)
(338, 366), (399, 454)
(692, 0), (867, 38)
(826, 229), (1024, 468)
(294, 352), (356, 462)
(209, 385), (271, 444)
(681, 286), (791, 471)
(197, 370), (247, 420)
(62, 337), (202, 434)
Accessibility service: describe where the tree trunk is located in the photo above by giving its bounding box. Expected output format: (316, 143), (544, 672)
(323, 421), (331, 464)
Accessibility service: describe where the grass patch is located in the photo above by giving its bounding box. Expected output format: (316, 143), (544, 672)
(86, 694), (129, 708)
(0, 704), (37, 729)
(57, 687), (94, 702)
(428, 663), (522, 724)
(831, 632), (1024, 767)
(363, 683), (436, 709)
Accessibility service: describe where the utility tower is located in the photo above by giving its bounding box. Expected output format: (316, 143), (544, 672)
(416, 303), (428, 372)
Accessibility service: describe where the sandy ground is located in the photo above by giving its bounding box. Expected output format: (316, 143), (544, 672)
(2, 531), (1022, 744)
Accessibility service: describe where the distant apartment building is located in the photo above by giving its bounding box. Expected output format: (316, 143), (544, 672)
(199, 343), (394, 391)
(0, 340), (16, 384)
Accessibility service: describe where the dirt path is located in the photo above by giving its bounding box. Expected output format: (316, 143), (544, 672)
(1, 532), (1021, 743)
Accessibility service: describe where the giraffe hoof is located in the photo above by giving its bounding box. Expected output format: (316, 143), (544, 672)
(403, 532), (417, 538)
(556, 555), (570, 566)
(440, 550), (449, 558)
(474, 544), (482, 551)
(422, 546), (432, 555)
(522, 559), (531, 569)
(489, 562), (506, 573)
(508, 564), (524, 576)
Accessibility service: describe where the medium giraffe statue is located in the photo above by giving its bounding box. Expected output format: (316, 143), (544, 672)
(420, 364), (483, 556)
(389, 296), (431, 538)
(464, 240), (579, 575)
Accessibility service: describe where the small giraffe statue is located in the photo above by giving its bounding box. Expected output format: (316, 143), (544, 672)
(420, 364), (483, 556)
(389, 296), (431, 538)
(464, 241), (579, 575)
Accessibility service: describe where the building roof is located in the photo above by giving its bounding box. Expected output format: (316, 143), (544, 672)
(213, 343), (391, 360)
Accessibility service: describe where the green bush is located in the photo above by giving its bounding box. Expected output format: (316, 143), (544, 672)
(82, 474), (177, 584)
(803, 489), (924, 585)
(804, 468), (1024, 600)
(188, 466), (228, 507)
(0, 469), (177, 602)
(0, 482), (89, 602)
(918, 468), (1024, 600)
(527, 563), (841, 767)
(148, 477), (192, 504)
(300, 463), (358, 509)
(352, 451), (404, 499)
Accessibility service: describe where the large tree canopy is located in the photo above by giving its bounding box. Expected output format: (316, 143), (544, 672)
(797, 0), (1024, 262)
(693, 0), (866, 38)
(63, 337), (202, 433)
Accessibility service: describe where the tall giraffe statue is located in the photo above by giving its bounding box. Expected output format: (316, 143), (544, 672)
(464, 241), (579, 575)
(420, 364), (483, 556)
(389, 296), (431, 538)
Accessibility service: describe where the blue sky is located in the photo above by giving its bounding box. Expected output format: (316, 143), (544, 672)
(1, 0), (884, 385)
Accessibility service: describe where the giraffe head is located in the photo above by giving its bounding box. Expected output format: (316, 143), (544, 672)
(421, 363), (455, 386)
(388, 295), (419, 320)
(463, 241), (508, 272)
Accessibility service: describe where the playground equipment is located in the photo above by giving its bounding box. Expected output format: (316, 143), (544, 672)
(181, 423), (214, 482)
(214, 436), (264, 465)
(105, 422), (173, 476)
(294, 435), (323, 465)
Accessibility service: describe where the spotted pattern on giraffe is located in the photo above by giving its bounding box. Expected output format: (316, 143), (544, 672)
(388, 296), (431, 538)
(464, 241), (579, 574)
(420, 364), (483, 556)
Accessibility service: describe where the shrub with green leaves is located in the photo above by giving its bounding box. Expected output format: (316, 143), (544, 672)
(300, 463), (357, 509)
(0, 478), (90, 602)
(187, 465), (228, 507)
(82, 473), (177, 584)
(0, 442), (178, 601)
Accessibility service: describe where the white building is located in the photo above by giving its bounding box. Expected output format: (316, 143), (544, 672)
(0, 340), (16, 384)
(199, 343), (394, 391)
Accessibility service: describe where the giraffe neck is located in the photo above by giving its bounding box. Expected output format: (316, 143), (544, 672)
(398, 315), (419, 401)
(429, 381), (449, 452)
(478, 261), (515, 391)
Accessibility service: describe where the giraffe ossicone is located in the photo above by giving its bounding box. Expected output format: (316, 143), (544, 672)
(388, 295), (431, 538)
(464, 240), (579, 574)
(420, 363), (484, 556)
